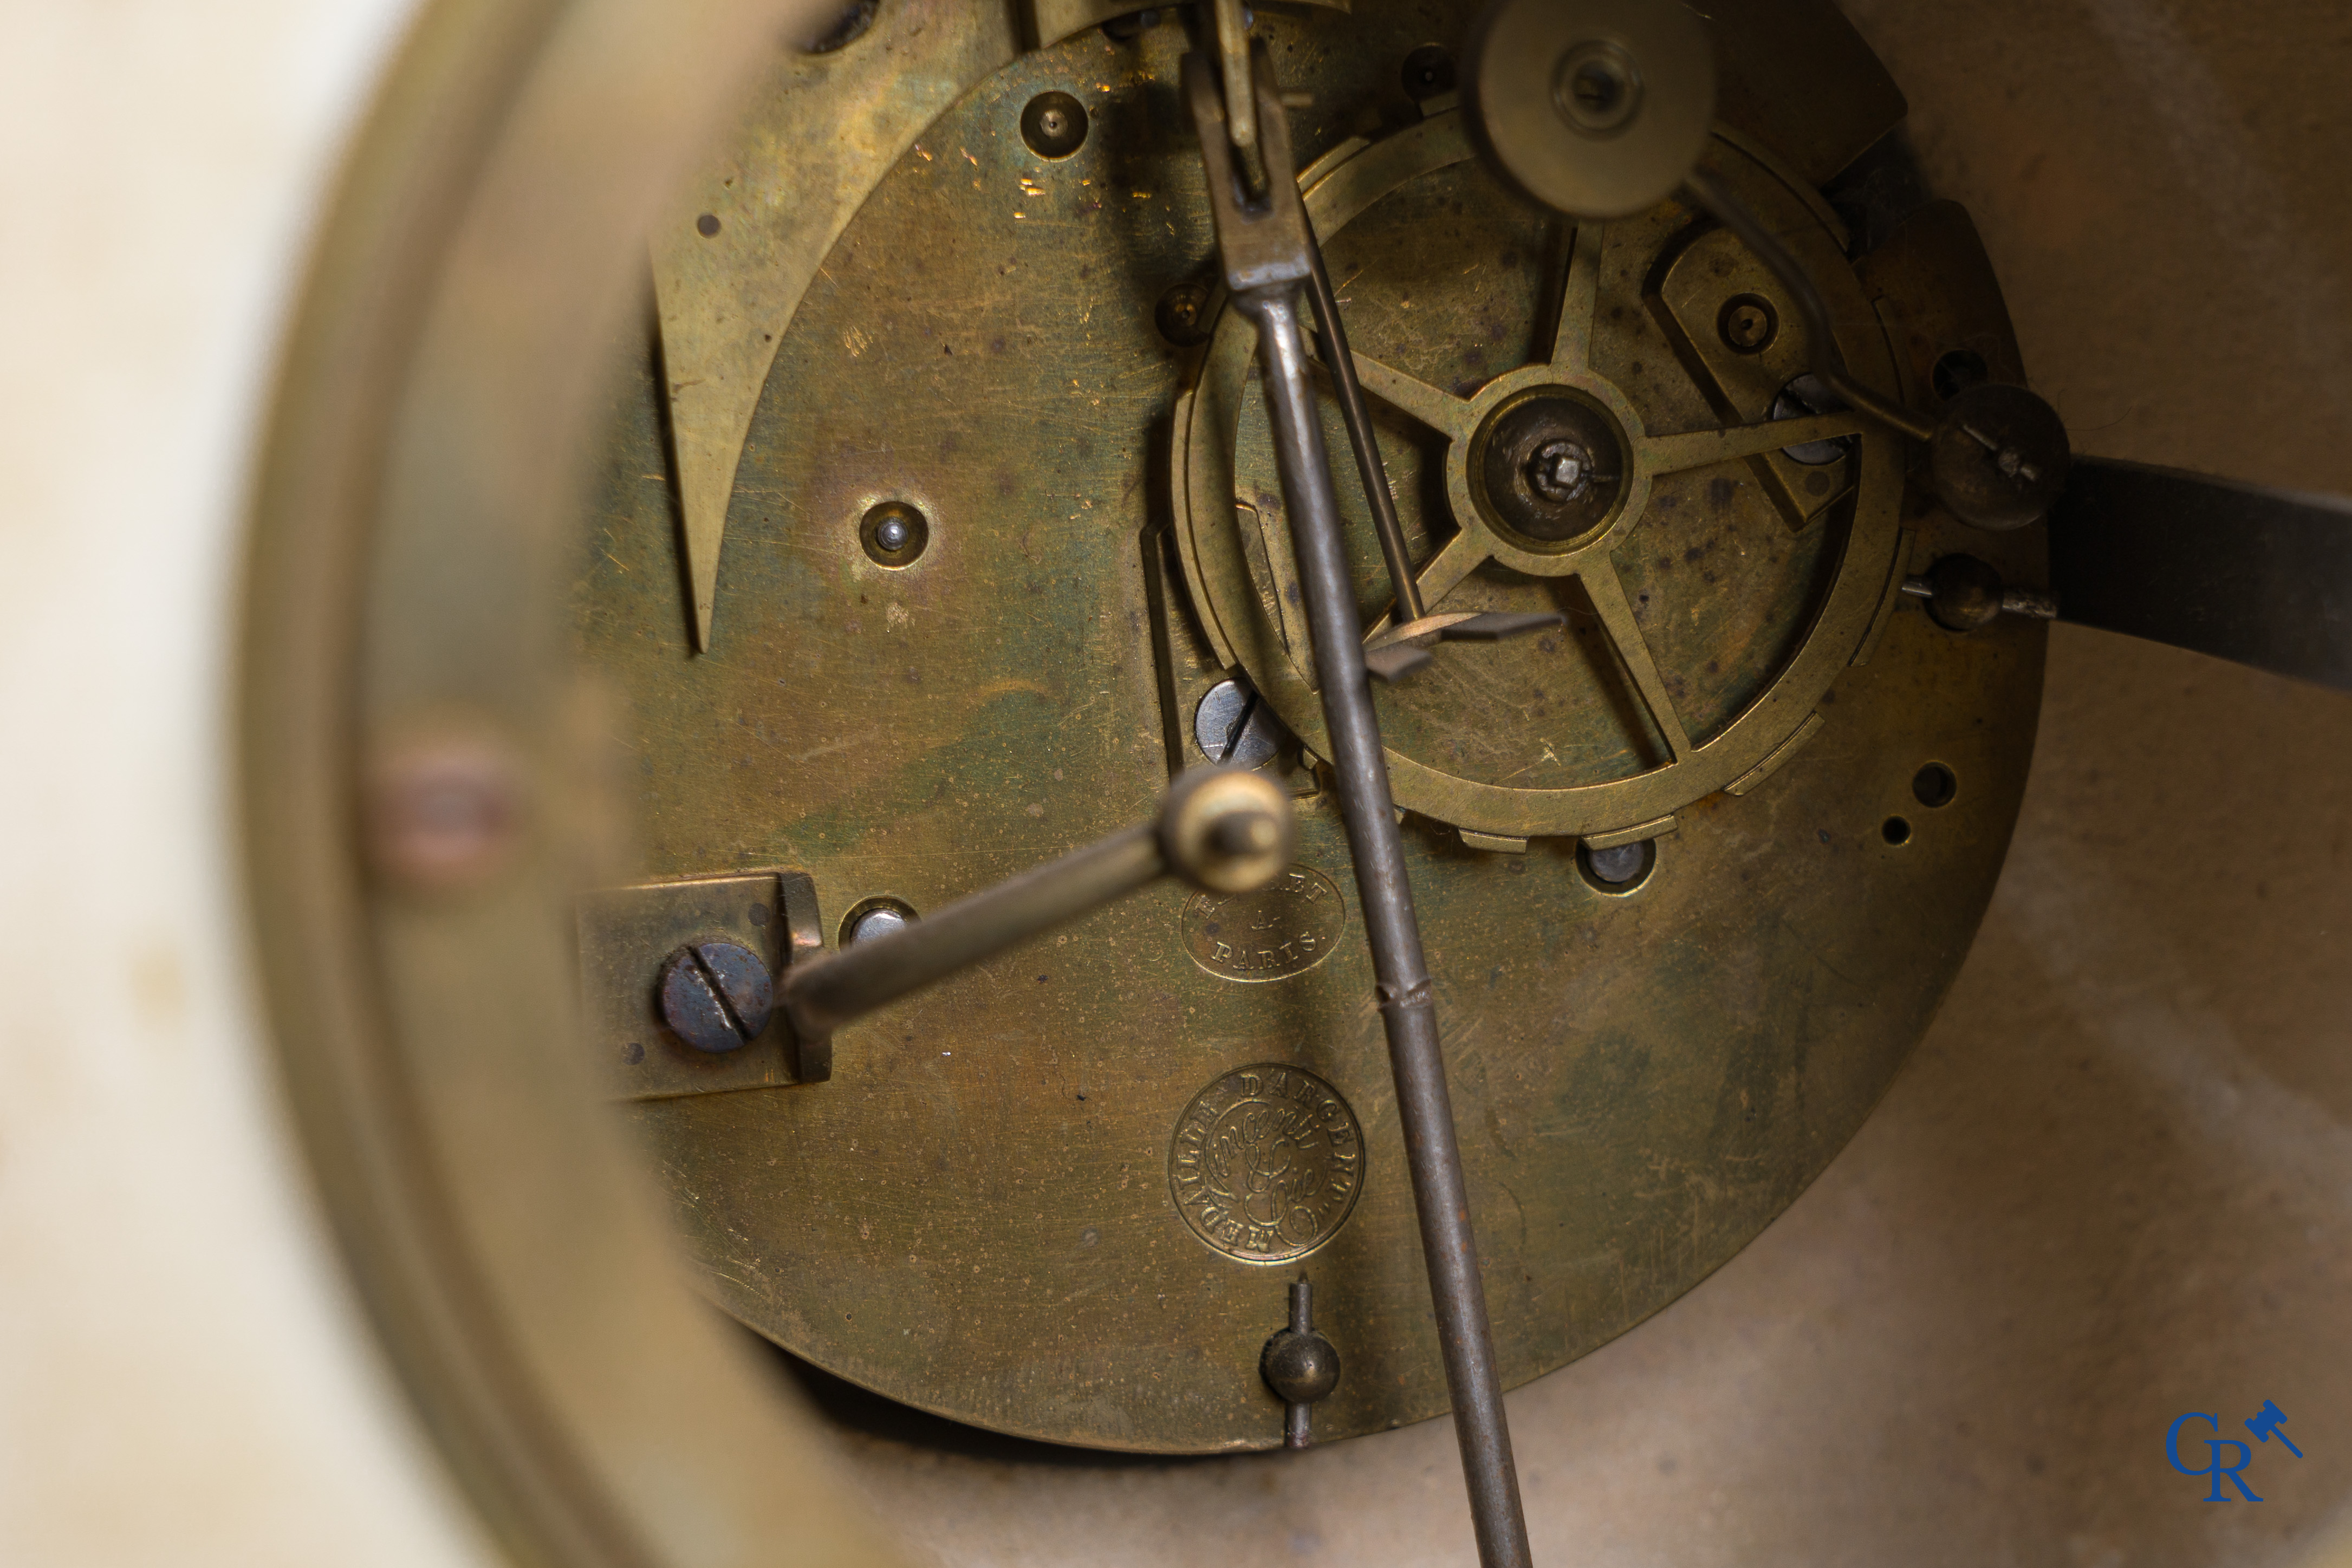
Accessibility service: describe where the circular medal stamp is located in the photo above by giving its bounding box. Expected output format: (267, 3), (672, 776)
(1167, 1064), (1364, 1263)
(1179, 863), (1348, 982)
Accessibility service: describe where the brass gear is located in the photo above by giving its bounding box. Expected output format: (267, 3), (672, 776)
(1172, 112), (1914, 843)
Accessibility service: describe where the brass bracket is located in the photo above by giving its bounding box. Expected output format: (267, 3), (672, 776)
(1648, 223), (1856, 532)
(577, 870), (827, 1099)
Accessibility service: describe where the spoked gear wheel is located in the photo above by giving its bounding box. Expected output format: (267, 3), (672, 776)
(1173, 110), (1924, 843)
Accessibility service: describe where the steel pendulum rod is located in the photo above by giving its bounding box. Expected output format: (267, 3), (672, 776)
(1301, 223), (1424, 625)
(1243, 278), (1532, 1568)
(1186, 49), (1531, 1567)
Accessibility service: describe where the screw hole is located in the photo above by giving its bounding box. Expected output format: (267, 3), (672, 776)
(1577, 838), (1655, 894)
(1401, 43), (1456, 102)
(860, 500), (929, 567)
(1882, 816), (1912, 846)
(694, 212), (721, 238)
(1156, 278), (1214, 347)
(1911, 762), (1957, 809)
(1716, 294), (1777, 354)
(1020, 91), (1089, 159)
(842, 897), (917, 948)
(1932, 348), (1990, 403)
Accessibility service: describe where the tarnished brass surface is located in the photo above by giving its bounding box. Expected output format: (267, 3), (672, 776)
(651, 0), (1022, 651)
(574, 2), (2051, 1453)
(1180, 863), (1350, 981)
(767, 766), (1295, 1052)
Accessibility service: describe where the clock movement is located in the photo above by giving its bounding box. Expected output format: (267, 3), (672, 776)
(240, 0), (2352, 1563)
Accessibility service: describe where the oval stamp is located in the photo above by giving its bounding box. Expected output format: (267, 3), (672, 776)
(1167, 1064), (1363, 1263)
(1179, 863), (1347, 982)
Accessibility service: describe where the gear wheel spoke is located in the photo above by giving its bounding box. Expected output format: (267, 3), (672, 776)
(1396, 525), (1497, 625)
(1544, 221), (1604, 371)
(1579, 562), (1692, 762)
(1342, 350), (1480, 441)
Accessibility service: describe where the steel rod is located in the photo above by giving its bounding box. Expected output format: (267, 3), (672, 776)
(1302, 220), (1425, 624)
(1284, 1279), (1315, 1449)
(1238, 282), (1533, 1568)
(779, 824), (1164, 1042)
(779, 769), (1294, 1044)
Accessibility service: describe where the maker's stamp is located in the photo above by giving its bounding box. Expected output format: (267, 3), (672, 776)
(1168, 1064), (1363, 1263)
(1180, 864), (1347, 982)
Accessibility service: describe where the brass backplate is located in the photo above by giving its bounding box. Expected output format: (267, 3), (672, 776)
(573, 3), (2049, 1452)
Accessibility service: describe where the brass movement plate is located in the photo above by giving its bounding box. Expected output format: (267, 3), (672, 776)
(573, 2), (2050, 1452)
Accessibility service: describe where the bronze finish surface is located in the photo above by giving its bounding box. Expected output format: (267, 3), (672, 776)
(574, 3), (2050, 1453)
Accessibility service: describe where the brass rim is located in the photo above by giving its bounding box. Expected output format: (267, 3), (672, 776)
(239, 1), (899, 1564)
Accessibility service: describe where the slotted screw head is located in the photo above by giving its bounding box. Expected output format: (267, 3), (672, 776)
(1156, 279), (1214, 347)
(657, 940), (774, 1053)
(1929, 382), (2071, 531)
